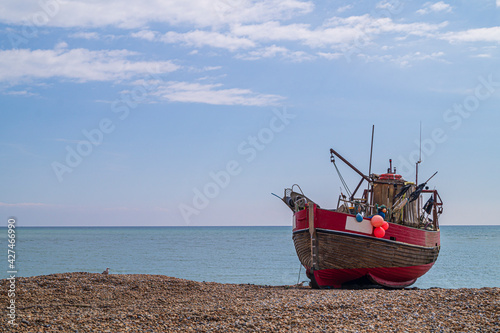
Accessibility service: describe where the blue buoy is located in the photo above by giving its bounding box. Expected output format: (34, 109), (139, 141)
(356, 213), (363, 222)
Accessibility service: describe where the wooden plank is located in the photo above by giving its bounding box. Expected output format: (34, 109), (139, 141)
(388, 184), (395, 208)
(308, 203), (315, 236)
(308, 204), (319, 270)
(316, 231), (439, 270)
(292, 230), (440, 271)
(380, 184), (389, 207)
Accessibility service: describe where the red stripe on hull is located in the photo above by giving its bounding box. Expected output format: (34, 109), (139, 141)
(294, 208), (440, 248)
(313, 263), (435, 289)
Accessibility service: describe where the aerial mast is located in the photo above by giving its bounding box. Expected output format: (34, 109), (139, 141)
(368, 125), (374, 178)
(416, 122), (422, 185)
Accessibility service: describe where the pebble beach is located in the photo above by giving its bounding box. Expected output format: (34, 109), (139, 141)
(1, 272), (498, 332)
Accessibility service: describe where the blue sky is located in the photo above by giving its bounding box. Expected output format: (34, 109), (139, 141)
(1, 0), (499, 226)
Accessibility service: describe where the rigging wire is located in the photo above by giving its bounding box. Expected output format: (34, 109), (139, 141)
(297, 263), (302, 285)
(331, 156), (352, 199)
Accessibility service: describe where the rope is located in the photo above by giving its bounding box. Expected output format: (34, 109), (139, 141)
(297, 264), (302, 285)
(331, 157), (352, 199)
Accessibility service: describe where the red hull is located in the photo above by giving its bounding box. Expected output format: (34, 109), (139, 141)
(311, 263), (435, 289)
(293, 206), (440, 288)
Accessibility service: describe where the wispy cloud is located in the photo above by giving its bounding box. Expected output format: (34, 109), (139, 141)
(130, 14), (449, 64)
(392, 51), (446, 67)
(0, 0), (314, 29)
(441, 27), (500, 43)
(0, 202), (47, 207)
(473, 53), (492, 58)
(0, 201), (169, 213)
(1, 0), (495, 88)
(232, 16), (447, 49)
(417, 2), (452, 15)
(357, 51), (446, 67)
(130, 30), (157, 41)
(237, 45), (314, 62)
(336, 5), (353, 13)
(133, 30), (256, 51)
(152, 81), (285, 106)
(375, 0), (402, 12)
(0, 47), (180, 85)
(69, 32), (99, 39)
(317, 52), (343, 60)
(2, 90), (38, 96)
(0, 44), (286, 106)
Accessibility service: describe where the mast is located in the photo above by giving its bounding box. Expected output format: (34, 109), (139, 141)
(368, 125), (375, 212)
(416, 122), (422, 184)
(368, 125), (374, 178)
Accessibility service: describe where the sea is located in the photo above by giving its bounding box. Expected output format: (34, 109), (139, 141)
(2, 226), (499, 289)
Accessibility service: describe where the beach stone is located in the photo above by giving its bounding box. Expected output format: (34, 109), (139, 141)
(0, 273), (498, 332)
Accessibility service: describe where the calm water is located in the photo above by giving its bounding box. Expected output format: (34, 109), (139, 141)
(1, 226), (499, 289)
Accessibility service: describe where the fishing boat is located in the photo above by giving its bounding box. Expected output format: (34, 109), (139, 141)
(280, 131), (443, 289)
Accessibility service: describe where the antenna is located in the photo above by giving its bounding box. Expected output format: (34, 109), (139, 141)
(416, 122), (422, 184)
(368, 125), (375, 215)
(368, 125), (374, 177)
(419, 121), (422, 164)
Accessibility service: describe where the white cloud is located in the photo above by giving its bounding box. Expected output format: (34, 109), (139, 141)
(232, 21), (313, 43)
(238, 45), (314, 61)
(473, 53), (492, 58)
(317, 52), (343, 60)
(324, 15), (447, 37)
(0, 0), (313, 29)
(0, 46), (285, 107)
(232, 16), (447, 49)
(441, 27), (500, 43)
(54, 41), (68, 49)
(0, 48), (180, 84)
(2, 90), (38, 97)
(376, 0), (403, 12)
(161, 30), (256, 51)
(69, 32), (100, 39)
(132, 29), (256, 51)
(131, 30), (157, 41)
(152, 81), (285, 106)
(417, 2), (452, 15)
(240, 45), (290, 59)
(497, 0), (500, 7)
(359, 51), (446, 67)
(396, 51), (446, 67)
(202, 66), (222, 71)
(125, 14), (446, 62)
(336, 5), (353, 13)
